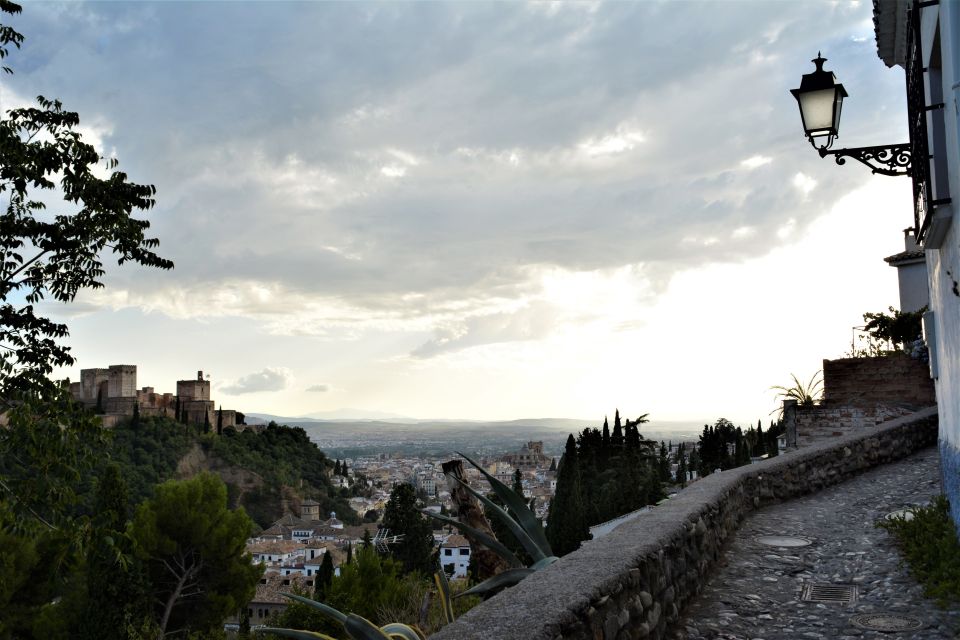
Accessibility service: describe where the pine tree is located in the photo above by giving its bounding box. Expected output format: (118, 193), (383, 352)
(546, 434), (590, 556)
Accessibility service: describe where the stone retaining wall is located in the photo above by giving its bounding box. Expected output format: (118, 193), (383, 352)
(430, 408), (938, 640)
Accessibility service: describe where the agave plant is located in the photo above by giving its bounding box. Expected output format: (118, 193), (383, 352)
(258, 594), (425, 640)
(422, 451), (558, 599)
(771, 371), (823, 412)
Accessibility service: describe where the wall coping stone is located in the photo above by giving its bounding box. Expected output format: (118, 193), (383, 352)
(430, 406), (938, 640)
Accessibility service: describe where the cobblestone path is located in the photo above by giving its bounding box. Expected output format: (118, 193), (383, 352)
(672, 446), (959, 640)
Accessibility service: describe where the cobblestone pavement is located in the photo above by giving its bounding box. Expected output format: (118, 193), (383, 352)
(672, 447), (959, 640)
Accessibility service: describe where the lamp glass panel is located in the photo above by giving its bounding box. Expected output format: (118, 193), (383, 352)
(832, 92), (844, 133)
(798, 88), (838, 136)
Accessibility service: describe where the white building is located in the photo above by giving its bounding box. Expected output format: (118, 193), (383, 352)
(873, 0), (960, 529)
(439, 534), (471, 579)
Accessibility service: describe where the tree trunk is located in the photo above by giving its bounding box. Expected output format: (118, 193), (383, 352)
(441, 459), (510, 580)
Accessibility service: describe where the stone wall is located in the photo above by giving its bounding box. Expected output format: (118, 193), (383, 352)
(794, 354), (936, 446)
(430, 408), (937, 640)
(822, 354), (934, 407)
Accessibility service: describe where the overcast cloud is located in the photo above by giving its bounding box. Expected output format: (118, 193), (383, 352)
(4, 1), (914, 419)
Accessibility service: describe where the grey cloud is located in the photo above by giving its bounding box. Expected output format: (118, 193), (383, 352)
(411, 301), (558, 358)
(306, 384), (330, 393)
(13, 1), (895, 332)
(221, 368), (291, 394)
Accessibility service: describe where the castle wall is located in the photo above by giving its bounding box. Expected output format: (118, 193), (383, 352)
(108, 365), (137, 398)
(177, 379), (211, 402)
(80, 368), (109, 406)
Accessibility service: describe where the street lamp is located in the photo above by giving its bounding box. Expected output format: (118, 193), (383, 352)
(790, 53), (912, 177)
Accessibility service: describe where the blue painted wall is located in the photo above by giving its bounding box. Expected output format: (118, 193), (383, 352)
(940, 439), (960, 532)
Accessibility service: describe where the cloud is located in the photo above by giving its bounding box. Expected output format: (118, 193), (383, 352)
(306, 384), (330, 393)
(16, 0), (884, 337)
(221, 367), (292, 394)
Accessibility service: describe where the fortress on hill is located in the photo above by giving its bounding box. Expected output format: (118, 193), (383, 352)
(69, 366), (242, 430)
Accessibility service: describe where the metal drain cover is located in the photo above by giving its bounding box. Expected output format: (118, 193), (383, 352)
(756, 535), (812, 548)
(850, 613), (924, 633)
(800, 583), (858, 604)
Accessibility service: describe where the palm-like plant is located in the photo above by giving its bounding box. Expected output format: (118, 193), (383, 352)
(422, 451), (558, 599)
(258, 594), (426, 640)
(771, 372), (823, 409)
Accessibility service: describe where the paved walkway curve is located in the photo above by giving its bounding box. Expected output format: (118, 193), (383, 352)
(671, 446), (959, 640)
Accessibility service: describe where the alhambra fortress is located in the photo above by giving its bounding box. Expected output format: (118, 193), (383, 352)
(69, 365), (243, 430)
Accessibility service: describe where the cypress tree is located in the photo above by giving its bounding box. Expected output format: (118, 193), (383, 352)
(203, 410), (211, 434)
(611, 411), (624, 449)
(216, 406), (223, 435)
(346, 542), (353, 564)
(675, 444), (687, 487)
(512, 468), (523, 496)
(546, 434), (590, 556)
(342, 460), (349, 476)
(334, 460), (342, 476)
(132, 401), (140, 427)
(316, 552), (334, 598)
(549, 457), (557, 472)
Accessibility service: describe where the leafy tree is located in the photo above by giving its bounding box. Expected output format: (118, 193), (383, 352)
(0, 2), (173, 398)
(863, 306), (925, 351)
(546, 434), (589, 556)
(70, 464), (149, 640)
(382, 483), (435, 575)
(129, 473), (261, 637)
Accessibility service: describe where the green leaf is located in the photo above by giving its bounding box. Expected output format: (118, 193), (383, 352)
(450, 476), (546, 563)
(256, 628), (339, 640)
(529, 555), (559, 570)
(454, 567), (534, 599)
(279, 592), (347, 625)
(379, 623), (427, 640)
(343, 614), (391, 639)
(456, 451), (552, 556)
(419, 509), (522, 567)
(433, 571), (454, 624)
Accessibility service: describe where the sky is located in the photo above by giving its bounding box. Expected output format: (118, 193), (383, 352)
(1, 1), (918, 425)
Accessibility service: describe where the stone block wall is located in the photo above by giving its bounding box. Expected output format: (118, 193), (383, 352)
(822, 354), (934, 407)
(430, 408), (938, 640)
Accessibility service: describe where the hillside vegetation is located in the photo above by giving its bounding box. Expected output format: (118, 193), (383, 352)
(82, 416), (358, 529)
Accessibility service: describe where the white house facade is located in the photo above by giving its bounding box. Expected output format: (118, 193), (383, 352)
(873, 0), (960, 529)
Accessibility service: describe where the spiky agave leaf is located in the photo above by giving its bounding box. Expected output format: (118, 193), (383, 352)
(379, 623), (427, 640)
(419, 509), (523, 567)
(450, 475), (547, 563)
(434, 571), (455, 624)
(279, 592), (348, 625)
(257, 628), (339, 640)
(454, 567), (534, 599)
(456, 450), (552, 557)
(343, 613), (392, 639)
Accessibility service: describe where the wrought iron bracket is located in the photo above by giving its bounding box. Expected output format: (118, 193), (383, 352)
(814, 142), (912, 177)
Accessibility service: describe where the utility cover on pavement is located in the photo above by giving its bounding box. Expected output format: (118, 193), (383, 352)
(755, 535), (813, 548)
(800, 583), (858, 604)
(850, 613), (924, 632)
